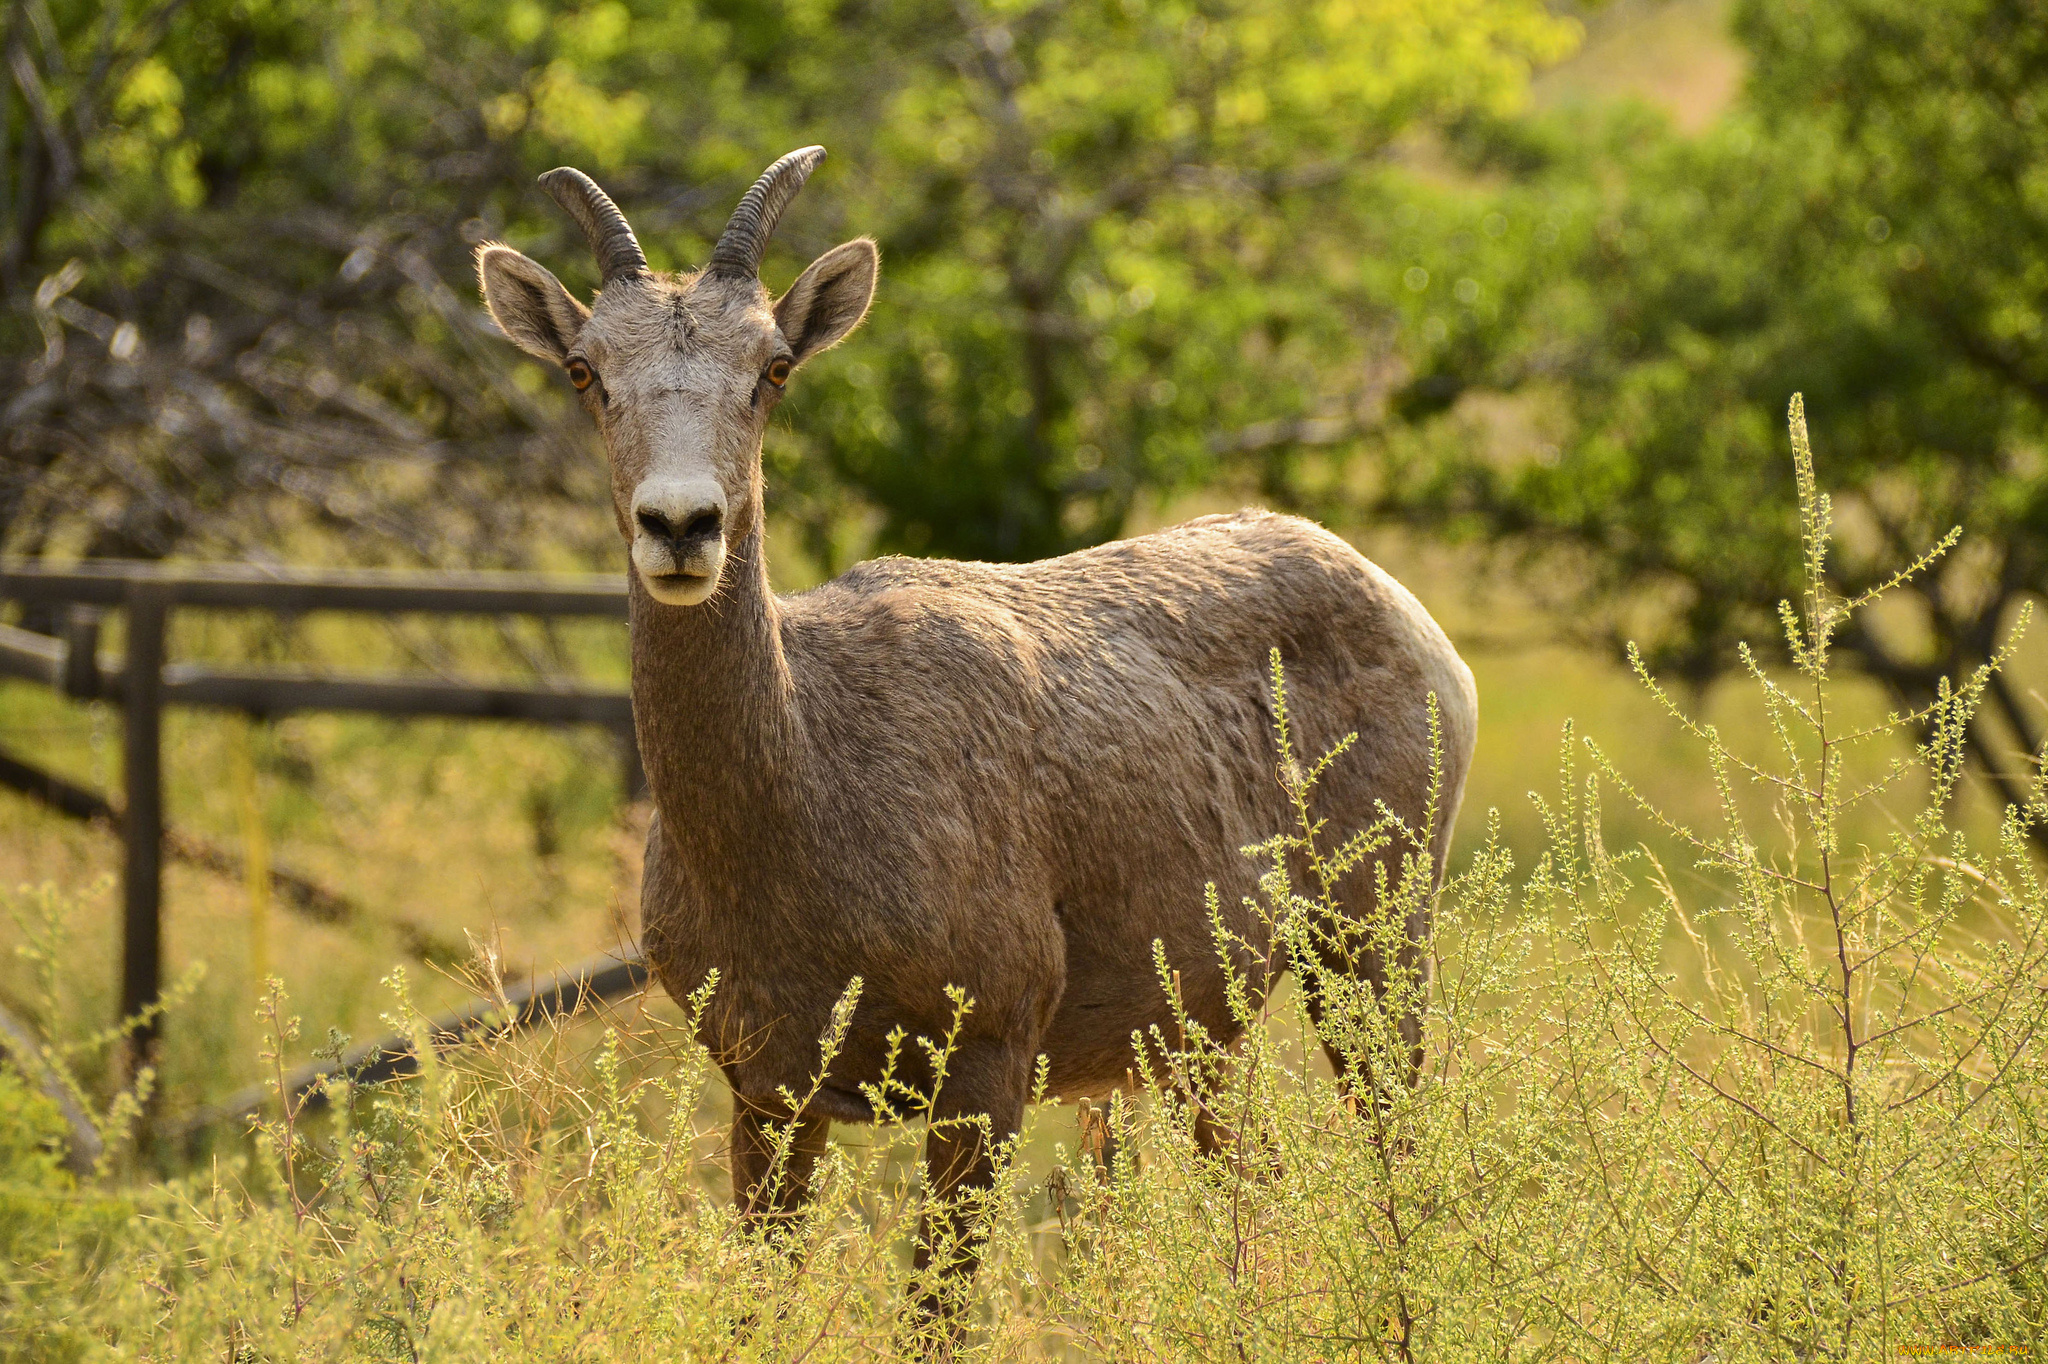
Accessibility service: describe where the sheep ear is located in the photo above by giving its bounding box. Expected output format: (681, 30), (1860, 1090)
(477, 244), (590, 363)
(774, 238), (877, 367)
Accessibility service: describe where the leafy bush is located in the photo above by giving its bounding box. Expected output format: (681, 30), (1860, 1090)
(1, 883), (158, 1364)
(0, 0), (1573, 570)
(1077, 399), (2048, 1358)
(7, 401), (2044, 1358)
(1380, 0), (2048, 838)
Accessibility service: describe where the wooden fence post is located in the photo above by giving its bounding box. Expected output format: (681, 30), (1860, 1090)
(121, 581), (169, 1088)
(60, 604), (101, 699)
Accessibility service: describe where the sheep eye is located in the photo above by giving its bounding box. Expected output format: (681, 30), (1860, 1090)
(766, 356), (792, 388)
(566, 358), (596, 391)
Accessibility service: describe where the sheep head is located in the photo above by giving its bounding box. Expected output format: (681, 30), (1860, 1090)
(476, 147), (876, 606)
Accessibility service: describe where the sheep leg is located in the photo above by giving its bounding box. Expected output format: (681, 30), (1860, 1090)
(1290, 836), (1430, 1108)
(1300, 933), (1426, 1156)
(909, 1050), (1031, 1325)
(1191, 1098), (1236, 1156)
(730, 1101), (830, 1229)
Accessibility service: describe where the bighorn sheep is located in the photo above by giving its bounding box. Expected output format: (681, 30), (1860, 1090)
(476, 147), (1478, 1287)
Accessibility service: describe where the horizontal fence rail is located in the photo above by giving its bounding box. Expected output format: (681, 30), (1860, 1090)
(0, 620), (65, 687)
(179, 951), (651, 1140)
(0, 559), (645, 1134)
(157, 667), (633, 725)
(0, 560), (630, 617)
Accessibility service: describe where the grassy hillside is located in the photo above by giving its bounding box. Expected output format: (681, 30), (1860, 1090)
(1533, 0), (1744, 131)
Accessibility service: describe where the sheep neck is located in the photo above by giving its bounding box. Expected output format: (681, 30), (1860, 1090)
(628, 498), (809, 860)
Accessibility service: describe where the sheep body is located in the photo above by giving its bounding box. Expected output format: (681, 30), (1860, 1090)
(635, 507), (1477, 1121)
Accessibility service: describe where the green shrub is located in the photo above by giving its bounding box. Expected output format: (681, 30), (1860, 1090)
(5, 399), (2043, 1359)
(1, 883), (154, 1364)
(0, 1067), (73, 1278)
(1052, 398), (2048, 1358)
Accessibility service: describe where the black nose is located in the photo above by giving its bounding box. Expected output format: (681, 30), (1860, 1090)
(637, 506), (723, 545)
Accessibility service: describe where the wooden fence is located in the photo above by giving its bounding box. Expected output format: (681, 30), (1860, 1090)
(0, 559), (652, 1127)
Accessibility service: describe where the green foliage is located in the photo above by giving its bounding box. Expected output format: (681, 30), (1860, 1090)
(4, 406), (2044, 1357)
(0, 0), (1573, 568)
(1373, 0), (2048, 825)
(772, 0), (1574, 563)
(0, 1065), (133, 1364)
(0, 1067), (73, 1255)
(0, 0), (752, 563)
(1, 882), (172, 1361)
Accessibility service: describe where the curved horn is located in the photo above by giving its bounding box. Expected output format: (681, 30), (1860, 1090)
(536, 167), (648, 283)
(705, 146), (826, 279)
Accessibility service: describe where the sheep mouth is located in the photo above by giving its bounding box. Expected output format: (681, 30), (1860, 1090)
(640, 568), (719, 606)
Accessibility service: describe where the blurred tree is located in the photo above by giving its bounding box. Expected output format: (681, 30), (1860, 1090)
(1370, 0), (2048, 819)
(0, 0), (761, 567)
(769, 0), (1576, 564)
(0, 0), (1575, 570)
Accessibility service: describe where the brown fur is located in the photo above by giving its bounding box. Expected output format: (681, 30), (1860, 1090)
(476, 152), (1478, 1291)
